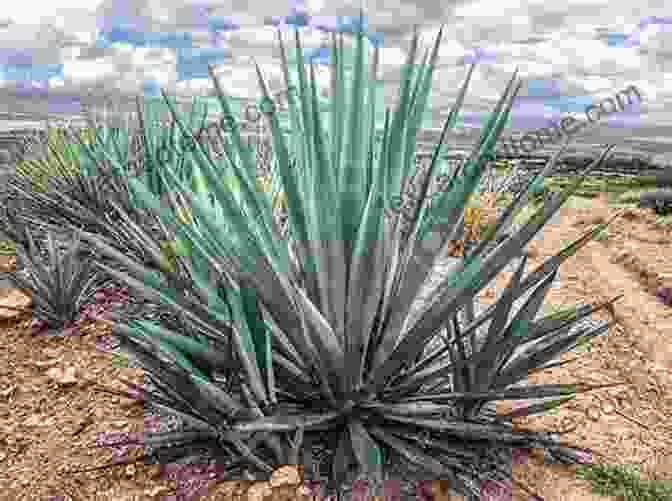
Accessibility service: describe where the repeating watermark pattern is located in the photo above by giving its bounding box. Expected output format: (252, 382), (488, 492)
(150, 82), (311, 164)
(376, 85), (641, 229)
(383, 160), (458, 225)
(498, 85), (642, 157)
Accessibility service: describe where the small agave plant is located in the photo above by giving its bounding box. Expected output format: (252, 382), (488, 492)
(2, 227), (103, 335)
(72, 16), (625, 501)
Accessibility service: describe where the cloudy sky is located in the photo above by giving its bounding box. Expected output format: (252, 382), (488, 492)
(0, 1), (670, 159)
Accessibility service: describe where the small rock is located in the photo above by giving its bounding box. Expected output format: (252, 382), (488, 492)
(560, 416), (578, 432)
(609, 250), (629, 264)
(43, 347), (62, 358)
(586, 406), (601, 421)
(34, 358), (63, 368)
(0, 385), (17, 399)
(272, 485), (297, 501)
(601, 401), (615, 414)
(270, 465), (301, 488)
(146, 464), (163, 479)
(246, 481), (271, 501)
(46, 366), (78, 385)
(24, 414), (56, 427)
(145, 485), (171, 498)
(660, 273), (672, 288)
(125, 464), (136, 477)
(0, 288), (31, 319)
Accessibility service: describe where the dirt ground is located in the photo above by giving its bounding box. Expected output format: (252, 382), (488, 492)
(0, 192), (671, 500)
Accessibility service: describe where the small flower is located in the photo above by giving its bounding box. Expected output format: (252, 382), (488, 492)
(62, 319), (81, 337)
(95, 334), (115, 352)
(574, 449), (594, 464)
(480, 479), (512, 501)
(512, 447), (531, 465)
(351, 479), (369, 501)
(144, 414), (162, 433)
(301, 479), (322, 497)
(416, 480), (434, 501)
(31, 318), (49, 335)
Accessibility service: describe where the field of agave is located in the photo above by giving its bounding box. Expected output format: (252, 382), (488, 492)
(1, 20), (671, 501)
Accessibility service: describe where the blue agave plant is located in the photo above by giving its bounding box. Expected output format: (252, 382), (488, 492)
(67, 14), (626, 501)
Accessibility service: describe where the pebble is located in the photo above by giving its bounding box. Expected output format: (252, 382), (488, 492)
(125, 464), (136, 477)
(270, 466), (301, 488)
(586, 407), (601, 421)
(246, 481), (272, 501)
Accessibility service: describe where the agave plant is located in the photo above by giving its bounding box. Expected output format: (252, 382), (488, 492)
(2, 227), (104, 334)
(71, 18), (626, 500)
(5, 112), (209, 279)
(15, 126), (83, 191)
(638, 188), (672, 216)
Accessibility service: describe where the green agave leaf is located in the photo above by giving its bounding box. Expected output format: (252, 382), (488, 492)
(400, 381), (622, 404)
(180, 193), (326, 383)
(128, 319), (232, 372)
(348, 419), (383, 480)
(368, 62), (474, 357)
(345, 183), (387, 392)
(496, 321), (616, 390)
(288, 427), (304, 464)
(110, 323), (245, 426)
(292, 286), (345, 398)
(239, 283), (271, 373)
(159, 111), (285, 277)
(232, 410), (341, 433)
(495, 396), (576, 421)
(332, 428), (354, 491)
(367, 146), (617, 395)
(189, 374), (249, 419)
(367, 425), (458, 479)
(474, 252), (528, 387)
(310, 61), (347, 355)
(462, 209), (622, 352)
(126, 325), (210, 381)
(384, 295), (613, 401)
(360, 401), (451, 417)
(477, 268), (559, 393)
(81, 235), (220, 339)
(219, 288), (270, 407)
(385, 25), (421, 199)
(370, 66), (521, 377)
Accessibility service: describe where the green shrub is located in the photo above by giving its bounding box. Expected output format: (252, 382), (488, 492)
(576, 462), (672, 501)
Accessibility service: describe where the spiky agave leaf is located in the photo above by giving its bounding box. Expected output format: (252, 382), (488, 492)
(76, 15), (622, 500)
(3, 228), (103, 331)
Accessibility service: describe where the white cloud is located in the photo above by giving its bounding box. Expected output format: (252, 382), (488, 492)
(0, 1), (668, 154)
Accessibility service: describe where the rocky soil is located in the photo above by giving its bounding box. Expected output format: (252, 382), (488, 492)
(0, 193), (670, 500)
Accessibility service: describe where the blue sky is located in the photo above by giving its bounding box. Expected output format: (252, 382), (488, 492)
(0, 1), (669, 156)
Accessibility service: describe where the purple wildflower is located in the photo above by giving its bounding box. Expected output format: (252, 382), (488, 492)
(480, 479), (512, 501)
